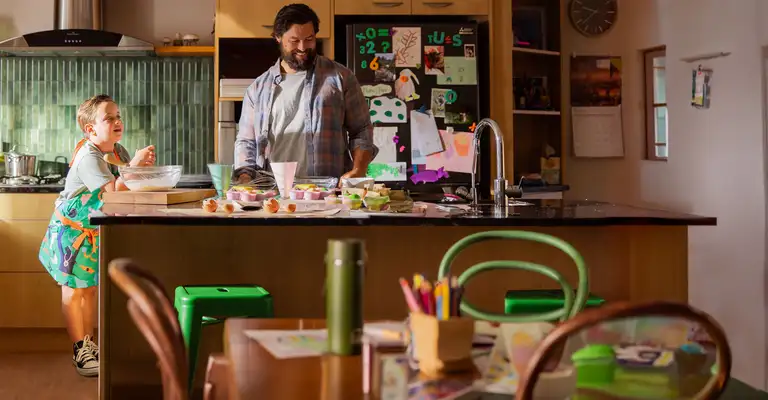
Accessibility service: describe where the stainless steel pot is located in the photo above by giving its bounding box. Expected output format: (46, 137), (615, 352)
(4, 146), (37, 177)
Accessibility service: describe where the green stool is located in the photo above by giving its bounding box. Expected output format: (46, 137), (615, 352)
(174, 285), (273, 390)
(505, 289), (605, 321)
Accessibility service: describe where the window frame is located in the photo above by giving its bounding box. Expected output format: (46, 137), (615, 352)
(643, 46), (667, 161)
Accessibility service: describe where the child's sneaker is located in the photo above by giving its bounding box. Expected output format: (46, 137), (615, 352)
(83, 335), (99, 360)
(73, 338), (99, 377)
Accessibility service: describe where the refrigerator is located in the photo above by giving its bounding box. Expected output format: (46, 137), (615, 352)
(345, 23), (488, 193)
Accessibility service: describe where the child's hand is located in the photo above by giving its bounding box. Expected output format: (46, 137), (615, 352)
(131, 145), (156, 167)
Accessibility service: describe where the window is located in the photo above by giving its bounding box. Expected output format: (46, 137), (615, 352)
(644, 47), (667, 160)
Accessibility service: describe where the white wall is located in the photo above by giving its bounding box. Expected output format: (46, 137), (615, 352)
(0, 0), (214, 45)
(563, 0), (768, 389)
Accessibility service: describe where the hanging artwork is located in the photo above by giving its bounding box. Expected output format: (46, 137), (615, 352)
(392, 27), (422, 68)
(369, 96), (407, 123)
(395, 69), (420, 101)
(374, 53), (396, 83)
(424, 46), (445, 75)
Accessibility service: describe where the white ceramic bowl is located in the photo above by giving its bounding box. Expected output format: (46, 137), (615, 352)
(119, 165), (183, 191)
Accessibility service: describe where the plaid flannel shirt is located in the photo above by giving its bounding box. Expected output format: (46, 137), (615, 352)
(234, 56), (377, 178)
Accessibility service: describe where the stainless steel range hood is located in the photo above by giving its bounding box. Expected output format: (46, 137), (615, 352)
(0, 0), (155, 57)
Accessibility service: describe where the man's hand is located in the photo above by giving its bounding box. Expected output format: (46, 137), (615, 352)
(339, 168), (366, 186)
(130, 145), (156, 167)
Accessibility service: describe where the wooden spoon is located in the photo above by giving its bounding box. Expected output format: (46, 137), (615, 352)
(103, 153), (128, 167)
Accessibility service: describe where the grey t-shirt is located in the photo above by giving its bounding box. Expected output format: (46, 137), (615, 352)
(57, 141), (131, 206)
(269, 71), (308, 176)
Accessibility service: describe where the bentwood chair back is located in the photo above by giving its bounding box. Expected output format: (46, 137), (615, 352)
(109, 258), (189, 400)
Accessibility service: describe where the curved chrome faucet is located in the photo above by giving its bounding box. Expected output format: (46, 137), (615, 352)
(470, 118), (507, 211)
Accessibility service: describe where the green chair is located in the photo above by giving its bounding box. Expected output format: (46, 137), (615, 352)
(174, 285), (273, 390)
(437, 230), (589, 323)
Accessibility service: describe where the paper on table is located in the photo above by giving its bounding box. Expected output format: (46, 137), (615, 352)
(372, 126), (398, 163)
(571, 105), (624, 158)
(437, 57), (478, 85)
(270, 162), (297, 198)
(244, 329), (328, 359)
(410, 110), (444, 156)
(425, 130), (474, 173)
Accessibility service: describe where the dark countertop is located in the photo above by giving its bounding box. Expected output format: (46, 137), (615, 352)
(0, 184), (64, 193)
(89, 200), (716, 227)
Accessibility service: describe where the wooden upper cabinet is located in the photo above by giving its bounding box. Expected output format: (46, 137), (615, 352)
(334, 0), (412, 15)
(216, 0), (332, 39)
(411, 0), (488, 15)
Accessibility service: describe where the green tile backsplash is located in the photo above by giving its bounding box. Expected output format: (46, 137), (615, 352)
(0, 57), (214, 175)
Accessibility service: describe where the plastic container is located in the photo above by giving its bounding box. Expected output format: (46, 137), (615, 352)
(572, 344), (616, 385)
(325, 195), (341, 207)
(294, 176), (339, 190)
(119, 165), (182, 191)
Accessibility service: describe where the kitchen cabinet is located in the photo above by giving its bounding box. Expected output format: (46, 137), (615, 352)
(216, 0), (331, 38)
(411, 0), (489, 15)
(334, 0), (412, 15)
(0, 193), (65, 328)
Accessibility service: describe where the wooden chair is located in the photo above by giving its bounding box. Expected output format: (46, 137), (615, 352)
(516, 301), (733, 400)
(110, 258), (229, 400)
(203, 353), (231, 400)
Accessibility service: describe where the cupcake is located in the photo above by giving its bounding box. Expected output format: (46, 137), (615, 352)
(571, 344), (616, 385)
(304, 189), (322, 200)
(318, 189), (332, 199)
(252, 191), (267, 201)
(342, 193), (362, 210)
(289, 189), (305, 200)
(263, 190), (277, 198)
(240, 191), (258, 202)
(226, 190), (241, 200)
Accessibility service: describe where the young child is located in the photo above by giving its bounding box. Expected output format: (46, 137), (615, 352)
(38, 94), (156, 377)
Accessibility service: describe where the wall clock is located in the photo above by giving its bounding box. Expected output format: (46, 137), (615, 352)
(569, 0), (618, 37)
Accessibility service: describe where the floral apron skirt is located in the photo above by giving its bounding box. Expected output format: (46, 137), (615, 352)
(39, 188), (104, 289)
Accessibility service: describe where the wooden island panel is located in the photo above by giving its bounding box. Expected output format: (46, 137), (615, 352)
(98, 223), (687, 398)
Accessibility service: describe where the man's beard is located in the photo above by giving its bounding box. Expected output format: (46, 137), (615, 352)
(281, 48), (316, 71)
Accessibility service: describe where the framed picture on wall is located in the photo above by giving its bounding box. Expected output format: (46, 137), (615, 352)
(513, 6), (547, 50)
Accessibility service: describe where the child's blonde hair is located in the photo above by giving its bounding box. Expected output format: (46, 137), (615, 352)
(76, 94), (114, 135)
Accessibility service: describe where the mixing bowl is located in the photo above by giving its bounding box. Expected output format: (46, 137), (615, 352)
(119, 165), (183, 191)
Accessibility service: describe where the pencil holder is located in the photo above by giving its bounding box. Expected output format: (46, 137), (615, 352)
(407, 312), (475, 378)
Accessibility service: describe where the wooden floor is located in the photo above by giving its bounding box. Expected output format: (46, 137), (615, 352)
(0, 352), (97, 400)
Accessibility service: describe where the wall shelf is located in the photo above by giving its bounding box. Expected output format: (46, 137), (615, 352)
(513, 47), (560, 57)
(218, 97), (243, 102)
(155, 46), (215, 57)
(514, 109), (561, 116)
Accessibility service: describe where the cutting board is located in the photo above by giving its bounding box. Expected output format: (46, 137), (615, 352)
(102, 189), (217, 205)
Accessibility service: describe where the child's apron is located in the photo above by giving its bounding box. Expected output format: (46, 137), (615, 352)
(39, 187), (105, 288)
(38, 138), (123, 288)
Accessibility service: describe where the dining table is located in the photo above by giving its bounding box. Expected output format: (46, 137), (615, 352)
(218, 318), (768, 400)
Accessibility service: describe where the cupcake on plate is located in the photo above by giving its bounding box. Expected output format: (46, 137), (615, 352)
(304, 188), (323, 200)
(289, 189), (305, 200)
(226, 190), (241, 200)
(342, 193), (362, 210)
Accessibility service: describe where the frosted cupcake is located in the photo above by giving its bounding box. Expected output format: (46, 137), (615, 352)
(289, 189), (305, 200)
(240, 191), (258, 202)
(226, 190), (241, 200)
(342, 193), (362, 210)
(304, 188), (322, 200)
(325, 194), (341, 207)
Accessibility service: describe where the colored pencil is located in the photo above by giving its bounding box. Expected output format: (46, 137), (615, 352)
(399, 278), (422, 313)
(421, 282), (434, 315)
(441, 278), (450, 319)
(413, 274), (424, 291)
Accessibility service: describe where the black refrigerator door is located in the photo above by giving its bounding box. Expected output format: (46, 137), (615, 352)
(346, 23), (482, 190)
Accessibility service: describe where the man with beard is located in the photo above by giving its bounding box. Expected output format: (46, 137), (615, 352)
(234, 3), (377, 183)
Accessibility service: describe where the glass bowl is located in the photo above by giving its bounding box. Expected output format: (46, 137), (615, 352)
(118, 165), (183, 191)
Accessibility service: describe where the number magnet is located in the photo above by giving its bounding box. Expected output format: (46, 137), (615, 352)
(445, 90), (458, 104)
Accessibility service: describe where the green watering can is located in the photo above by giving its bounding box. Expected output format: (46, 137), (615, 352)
(437, 231), (590, 323)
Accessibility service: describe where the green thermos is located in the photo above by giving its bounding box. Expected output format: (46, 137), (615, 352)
(325, 239), (365, 355)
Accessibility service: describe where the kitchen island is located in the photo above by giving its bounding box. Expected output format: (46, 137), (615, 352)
(91, 200), (715, 399)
